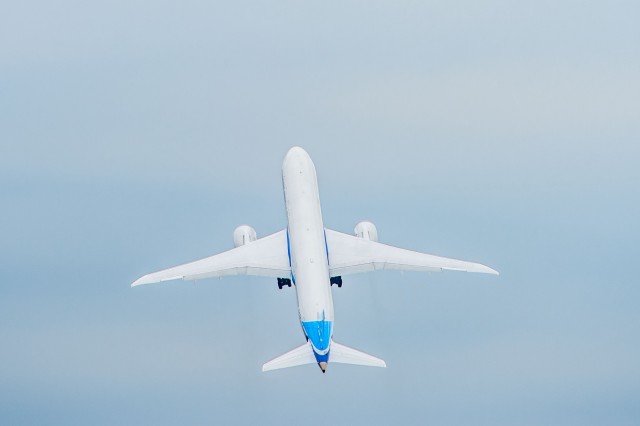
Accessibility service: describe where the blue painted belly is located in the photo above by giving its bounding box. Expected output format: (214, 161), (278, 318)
(302, 320), (333, 352)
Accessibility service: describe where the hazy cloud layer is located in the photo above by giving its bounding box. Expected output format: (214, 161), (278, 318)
(1, 1), (638, 424)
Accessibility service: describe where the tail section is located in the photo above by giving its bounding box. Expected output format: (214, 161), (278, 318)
(262, 342), (316, 372)
(262, 340), (386, 372)
(330, 341), (386, 368)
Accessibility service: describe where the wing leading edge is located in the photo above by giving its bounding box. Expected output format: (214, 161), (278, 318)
(131, 229), (290, 287)
(324, 228), (498, 277)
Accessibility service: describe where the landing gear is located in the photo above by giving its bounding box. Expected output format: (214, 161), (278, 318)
(330, 276), (342, 288)
(277, 278), (292, 289)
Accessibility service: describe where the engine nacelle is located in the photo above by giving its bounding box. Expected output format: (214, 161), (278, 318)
(233, 225), (257, 247)
(354, 221), (378, 242)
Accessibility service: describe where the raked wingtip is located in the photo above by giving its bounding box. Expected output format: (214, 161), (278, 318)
(131, 275), (150, 287)
(479, 264), (499, 276)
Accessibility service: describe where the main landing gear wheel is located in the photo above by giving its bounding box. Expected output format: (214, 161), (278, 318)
(330, 276), (342, 288)
(277, 278), (292, 289)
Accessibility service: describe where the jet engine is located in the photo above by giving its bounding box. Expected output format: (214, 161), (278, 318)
(233, 225), (257, 247)
(354, 221), (378, 242)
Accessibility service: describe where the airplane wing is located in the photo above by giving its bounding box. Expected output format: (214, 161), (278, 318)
(325, 229), (498, 277)
(132, 229), (291, 287)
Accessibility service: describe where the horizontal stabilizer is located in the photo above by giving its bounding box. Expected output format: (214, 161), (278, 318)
(262, 342), (316, 372)
(330, 341), (386, 368)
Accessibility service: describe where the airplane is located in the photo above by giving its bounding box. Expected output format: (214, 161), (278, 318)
(132, 146), (498, 373)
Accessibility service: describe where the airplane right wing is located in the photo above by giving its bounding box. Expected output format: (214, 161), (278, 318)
(325, 228), (498, 277)
(132, 229), (291, 287)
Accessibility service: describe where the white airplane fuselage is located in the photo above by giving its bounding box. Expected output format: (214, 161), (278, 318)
(132, 146), (498, 373)
(282, 147), (334, 370)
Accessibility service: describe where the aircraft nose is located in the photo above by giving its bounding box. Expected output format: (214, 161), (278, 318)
(285, 146), (309, 158)
(283, 146), (313, 171)
(318, 362), (327, 373)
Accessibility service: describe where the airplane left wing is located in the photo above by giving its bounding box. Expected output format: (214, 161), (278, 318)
(132, 229), (290, 287)
(325, 228), (498, 277)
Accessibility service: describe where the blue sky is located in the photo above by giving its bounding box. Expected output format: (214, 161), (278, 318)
(1, 1), (639, 424)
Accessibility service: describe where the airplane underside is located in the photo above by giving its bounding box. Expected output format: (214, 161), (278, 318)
(131, 146), (498, 373)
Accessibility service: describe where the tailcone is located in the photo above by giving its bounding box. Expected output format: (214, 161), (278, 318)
(318, 362), (327, 373)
